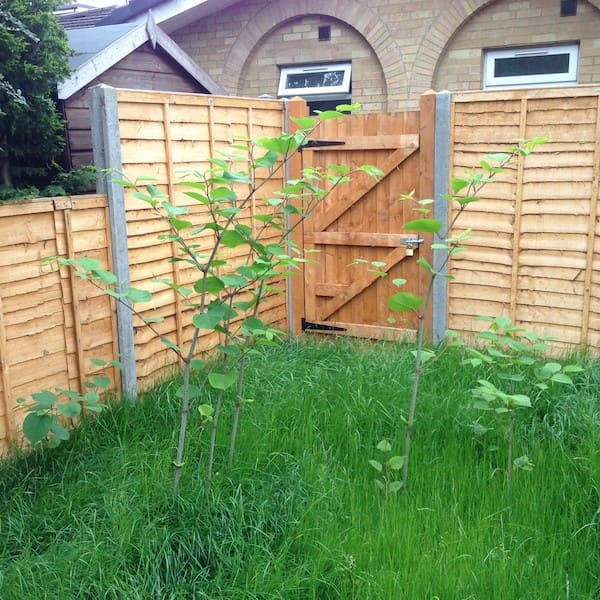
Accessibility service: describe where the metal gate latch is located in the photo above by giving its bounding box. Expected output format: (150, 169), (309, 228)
(400, 237), (424, 256)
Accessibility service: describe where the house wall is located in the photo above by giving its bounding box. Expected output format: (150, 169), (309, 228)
(435, 0), (600, 91)
(63, 43), (207, 169)
(171, 0), (600, 112)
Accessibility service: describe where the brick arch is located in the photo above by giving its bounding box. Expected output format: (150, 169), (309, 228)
(412, 0), (600, 98)
(220, 0), (406, 100)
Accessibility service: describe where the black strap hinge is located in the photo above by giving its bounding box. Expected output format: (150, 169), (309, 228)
(301, 318), (347, 332)
(302, 139), (346, 149)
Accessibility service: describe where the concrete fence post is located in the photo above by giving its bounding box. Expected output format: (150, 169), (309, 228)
(90, 84), (138, 400)
(432, 91), (452, 343)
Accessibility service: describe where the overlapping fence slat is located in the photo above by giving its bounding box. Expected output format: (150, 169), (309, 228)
(112, 90), (292, 388)
(0, 195), (119, 454)
(447, 86), (600, 348)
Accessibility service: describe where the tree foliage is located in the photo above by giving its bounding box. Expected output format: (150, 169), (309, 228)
(0, 0), (71, 186)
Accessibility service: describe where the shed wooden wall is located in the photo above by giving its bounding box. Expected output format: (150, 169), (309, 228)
(447, 86), (600, 349)
(0, 195), (119, 454)
(114, 89), (290, 389)
(62, 43), (207, 169)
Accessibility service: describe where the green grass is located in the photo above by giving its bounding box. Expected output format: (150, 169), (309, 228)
(0, 338), (598, 599)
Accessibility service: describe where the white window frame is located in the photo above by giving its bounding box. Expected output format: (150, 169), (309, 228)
(483, 43), (579, 89)
(278, 62), (351, 97)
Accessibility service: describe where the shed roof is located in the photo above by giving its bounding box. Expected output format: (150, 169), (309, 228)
(96, 0), (241, 34)
(56, 4), (117, 29)
(58, 13), (226, 100)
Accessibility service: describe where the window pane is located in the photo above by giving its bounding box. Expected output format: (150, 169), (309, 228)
(285, 70), (346, 89)
(494, 54), (570, 78)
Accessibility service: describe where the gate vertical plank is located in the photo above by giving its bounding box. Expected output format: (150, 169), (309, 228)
(419, 91), (437, 338)
(286, 97), (309, 335)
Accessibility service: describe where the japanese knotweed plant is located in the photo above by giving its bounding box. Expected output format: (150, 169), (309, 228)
(464, 315), (582, 481)
(16, 357), (120, 448)
(368, 439), (404, 498)
(384, 137), (548, 489)
(32, 104), (382, 492)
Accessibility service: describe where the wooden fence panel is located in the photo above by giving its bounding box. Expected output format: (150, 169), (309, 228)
(448, 86), (600, 349)
(114, 90), (291, 388)
(0, 195), (119, 454)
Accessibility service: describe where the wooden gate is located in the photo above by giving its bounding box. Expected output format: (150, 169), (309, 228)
(290, 95), (435, 338)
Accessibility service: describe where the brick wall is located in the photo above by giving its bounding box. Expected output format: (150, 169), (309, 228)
(239, 16), (387, 112)
(171, 0), (600, 112)
(435, 0), (600, 91)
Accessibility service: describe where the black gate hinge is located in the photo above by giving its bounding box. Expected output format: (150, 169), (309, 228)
(301, 318), (347, 332)
(302, 139), (346, 149)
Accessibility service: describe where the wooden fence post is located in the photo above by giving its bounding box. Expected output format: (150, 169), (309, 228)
(90, 84), (137, 400)
(285, 97), (309, 336)
(431, 91), (451, 343)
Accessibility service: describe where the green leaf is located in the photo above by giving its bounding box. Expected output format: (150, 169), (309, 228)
(253, 151), (279, 169)
(485, 152), (511, 163)
(290, 116), (316, 129)
(196, 276), (225, 295)
(454, 195), (480, 206)
(208, 370), (237, 391)
(388, 481), (404, 493)
(242, 317), (266, 332)
(170, 218), (193, 231)
(76, 257), (102, 272)
(402, 219), (442, 233)
(31, 390), (58, 410)
(510, 394), (532, 408)
(83, 392), (100, 404)
(49, 422), (70, 441)
(386, 455), (405, 471)
(92, 376), (111, 390)
(412, 349), (436, 364)
(198, 404), (214, 419)
(94, 269), (117, 285)
(161, 337), (183, 353)
(257, 135), (298, 155)
(161, 201), (188, 216)
(175, 384), (202, 400)
(210, 186), (238, 202)
(125, 287), (152, 303)
(368, 459), (383, 473)
(220, 274), (248, 288)
(551, 373), (574, 385)
(376, 439), (392, 452)
(316, 110), (345, 121)
(388, 292), (423, 312)
(335, 102), (361, 112)
(22, 413), (54, 444)
(416, 257), (434, 273)
(451, 177), (470, 194)
(358, 165), (384, 179)
(220, 230), (247, 248)
(392, 278), (407, 287)
(56, 402), (82, 418)
(265, 243), (286, 256)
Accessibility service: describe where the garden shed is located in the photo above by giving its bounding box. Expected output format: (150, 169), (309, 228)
(57, 13), (225, 169)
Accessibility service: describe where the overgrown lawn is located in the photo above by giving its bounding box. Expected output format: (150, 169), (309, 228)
(1, 339), (598, 599)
